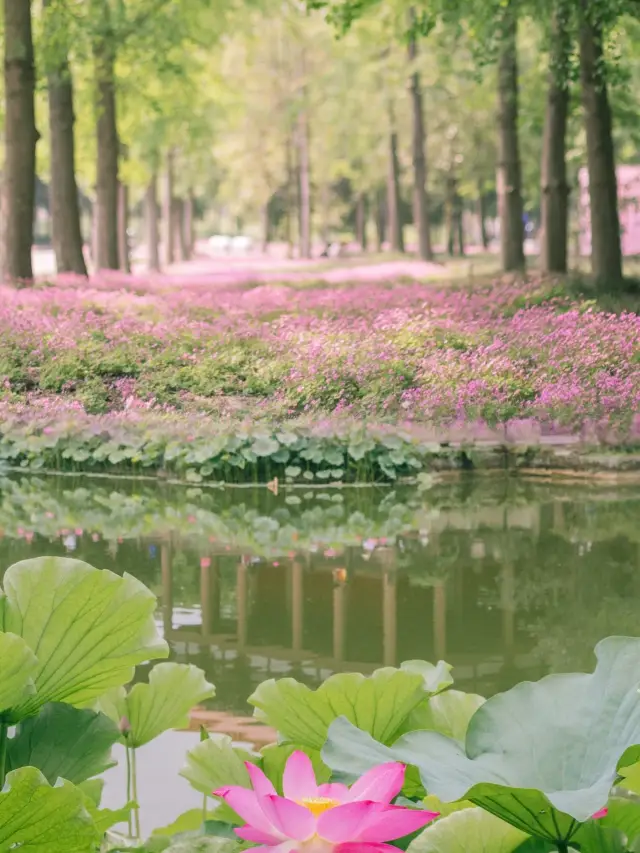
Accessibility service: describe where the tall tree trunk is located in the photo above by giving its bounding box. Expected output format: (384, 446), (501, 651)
(579, 0), (622, 285)
(478, 180), (489, 249)
(446, 174), (455, 256)
(262, 200), (270, 253)
(456, 197), (465, 256)
(3, 0), (37, 282)
(297, 111), (311, 258)
(163, 148), (175, 265)
(117, 180), (130, 272)
(407, 14), (433, 261)
(387, 106), (404, 253)
(94, 39), (119, 270)
(540, 10), (570, 273)
(285, 134), (295, 259)
(376, 187), (386, 252)
(356, 192), (367, 250)
(175, 198), (188, 261)
(146, 173), (160, 272)
(496, 2), (525, 272)
(184, 192), (194, 259)
(47, 51), (87, 276)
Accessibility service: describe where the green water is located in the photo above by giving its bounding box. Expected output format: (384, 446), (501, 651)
(2, 472), (640, 710)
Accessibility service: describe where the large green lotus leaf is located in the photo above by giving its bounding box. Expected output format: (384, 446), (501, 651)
(400, 660), (454, 694)
(401, 690), (486, 740)
(260, 743), (330, 795)
(83, 797), (134, 836)
(98, 663), (215, 747)
(164, 840), (239, 853)
(7, 702), (120, 784)
(153, 809), (215, 837)
(249, 665), (432, 750)
(323, 637), (640, 840)
(601, 798), (640, 847)
(0, 766), (99, 852)
(180, 732), (256, 821)
(406, 807), (528, 853)
(0, 632), (37, 713)
(1, 557), (168, 720)
(571, 821), (627, 853)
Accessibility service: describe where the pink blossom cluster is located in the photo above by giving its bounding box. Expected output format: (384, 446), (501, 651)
(0, 276), (638, 431)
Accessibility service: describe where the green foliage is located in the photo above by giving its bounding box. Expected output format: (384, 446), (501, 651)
(322, 637), (640, 843)
(248, 662), (452, 751)
(7, 702), (120, 784)
(98, 663), (215, 748)
(0, 767), (99, 853)
(406, 807), (528, 853)
(1, 556), (168, 720)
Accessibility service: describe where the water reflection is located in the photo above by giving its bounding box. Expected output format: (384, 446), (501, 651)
(0, 474), (639, 710)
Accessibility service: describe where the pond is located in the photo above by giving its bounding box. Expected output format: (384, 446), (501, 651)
(2, 472), (639, 834)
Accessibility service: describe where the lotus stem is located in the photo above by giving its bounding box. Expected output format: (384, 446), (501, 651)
(131, 745), (141, 839)
(0, 720), (7, 789)
(125, 743), (133, 837)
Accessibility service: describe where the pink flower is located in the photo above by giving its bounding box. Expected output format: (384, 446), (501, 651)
(214, 751), (438, 852)
(592, 808), (608, 820)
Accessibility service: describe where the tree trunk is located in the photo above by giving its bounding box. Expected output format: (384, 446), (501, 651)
(175, 198), (188, 261)
(47, 56), (87, 276)
(3, 0), (38, 282)
(478, 181), (489, 249)
(387, 110), (404, 253)
(540, 11), (570, 273)
(356, 192), (367, 250)
(579, 0), (622, 285)
(94, 39), (119, 271)
(117, 180), (130, 272)
(446, 174), (455, 256)
(163, 149), (175, 265)
(146, 173), (160, 272)
(496, 2), (525, 272)
(407, 15), (433, 261)
(262, 200), (270, 253)
(297, 111), (311, 258)
(456, 198), (465, 256)
(184, 192), (194, 259)
(376, 187), (386, 252)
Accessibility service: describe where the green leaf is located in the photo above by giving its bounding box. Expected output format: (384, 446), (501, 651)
(251, 437), (280, 457)
(602, 798), (640, 846)
(406, 808), (528, 853)
(180, 733), (255, 800)
(1, 557), (168, 720)
(164, 839), (239, 853)
(285, 466), (302, 478)
(422, 795), (474, 818)
(401, 690), (485, 740)
(572, 821), (627, 853)
(153, 809), (213, 837)
(0, 767), (99, 852)
(86, 799), (135, 835)
(7, 702), (120, 784)
(322, 638), (640, 842)
(260, 743), (330, 795)
(249, 666), (431, 750)
(99, 663), (215, 748)
(400, 660), (454, 694)
(78, 778), (104, 808)
(0, 632), (37, 713)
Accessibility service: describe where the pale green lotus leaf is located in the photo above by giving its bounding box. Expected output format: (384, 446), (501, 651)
(323, 638), (640, 843)
(249, 665), (434, 750)
(7, 702), (120, 783)
(0, 766), (99, 852)
(0, 632), (37, 714)
(98, 663), (215, 748)
(260, 743), (330, 795)
(407, 807), (528, 853)
(401, 690), (486, 740)
(1, 557), (168, 720)
(180, 733), (255, 798)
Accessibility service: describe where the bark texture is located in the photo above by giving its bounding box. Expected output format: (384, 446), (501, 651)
(579, 0), (622, 285)
(94, 40), (119, 270)
(297, 111), (311, 258)
(407, 16), (433, 261)
(387, 113), (404, 253)
(163, 149), (175, 265)
(496, 3), (525, 271)
(47, 59), (87, 276)
(117, 180), (130, 273)
(146, 174), (160, 272)
(3, 0), (38, 282)
(540, 11), (570, 273)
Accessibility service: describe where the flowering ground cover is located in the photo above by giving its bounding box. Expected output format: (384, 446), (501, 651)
(0, 273), (638, 479)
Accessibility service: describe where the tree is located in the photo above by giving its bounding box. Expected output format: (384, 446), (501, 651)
(3, 0), (38, 282)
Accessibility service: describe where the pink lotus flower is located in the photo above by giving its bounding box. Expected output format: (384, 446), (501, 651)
(592, 807), (608, 820)
(214, 751), (438, 852)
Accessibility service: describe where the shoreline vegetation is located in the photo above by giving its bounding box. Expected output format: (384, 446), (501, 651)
(0, 272), (638, 481)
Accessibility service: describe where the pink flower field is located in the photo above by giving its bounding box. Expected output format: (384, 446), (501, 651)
(1, 273), (638, 438)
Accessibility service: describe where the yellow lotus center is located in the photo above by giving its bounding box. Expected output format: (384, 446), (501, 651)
(299, 797), (341, 817)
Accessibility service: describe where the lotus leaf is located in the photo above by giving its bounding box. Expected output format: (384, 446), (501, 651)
(249, 662), (451, 751)
(1, 557), (168, 720)
(98, 663), (215, 747)
(7, 702), (120, 784)
(0, 766), (99, 852)
(406, 807), (528, 853)
(322, 638), (640, 843)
